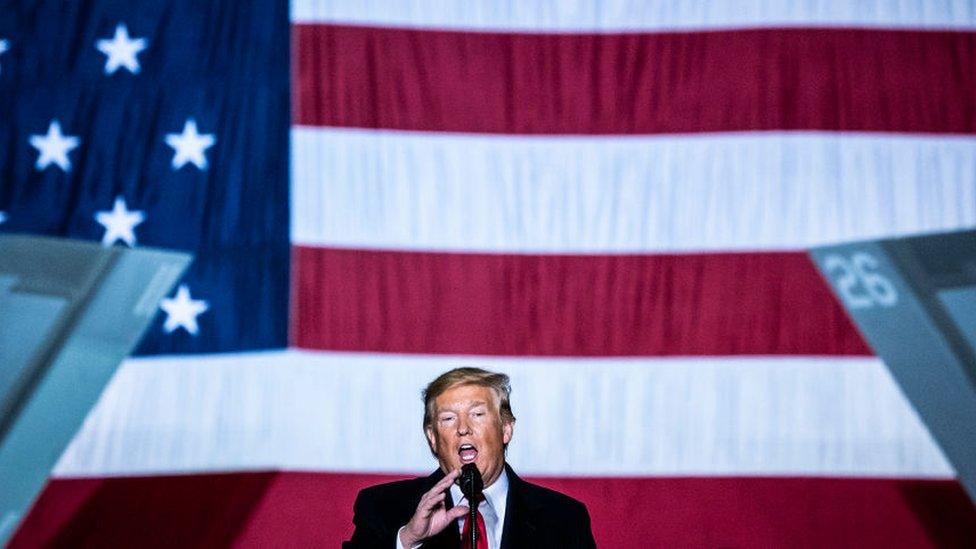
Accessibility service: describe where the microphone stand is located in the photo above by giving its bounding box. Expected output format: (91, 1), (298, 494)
(460, 463), (483, 548)
(469, 497), (478, 549)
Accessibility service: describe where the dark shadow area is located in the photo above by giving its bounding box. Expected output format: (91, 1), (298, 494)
(11, 472), (277, 548)
(898, 479), (976, 548)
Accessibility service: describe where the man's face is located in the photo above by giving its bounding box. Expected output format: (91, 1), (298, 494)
(425, 383), (513, 488)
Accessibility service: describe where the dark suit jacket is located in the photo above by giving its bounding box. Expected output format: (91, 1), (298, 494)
(343, 463), (596, 548)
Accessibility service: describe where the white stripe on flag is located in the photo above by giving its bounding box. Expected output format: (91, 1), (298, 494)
(291, 128), (976, 253)
(290, 0), (976, 30)
(54, 351), (952, 478)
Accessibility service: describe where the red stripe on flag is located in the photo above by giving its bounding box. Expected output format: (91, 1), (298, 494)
(293, 24), (976, 135)
(16, 473), (975, 547)
(291, 246), (869, 356)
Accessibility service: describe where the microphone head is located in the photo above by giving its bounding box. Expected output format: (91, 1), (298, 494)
(459, 463), (484, 499)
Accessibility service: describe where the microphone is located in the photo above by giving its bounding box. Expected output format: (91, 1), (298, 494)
(459, 463), (483, 548)
(459, 463), (483, 500)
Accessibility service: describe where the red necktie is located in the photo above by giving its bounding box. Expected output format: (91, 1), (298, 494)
(460, 509), (488, 549)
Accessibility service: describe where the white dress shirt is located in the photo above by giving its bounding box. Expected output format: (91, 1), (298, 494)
(397, 469), (509, 549)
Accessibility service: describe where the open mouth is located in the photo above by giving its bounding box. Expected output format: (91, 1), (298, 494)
(458, 443), (478, 463)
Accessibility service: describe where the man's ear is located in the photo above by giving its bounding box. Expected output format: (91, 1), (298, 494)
(502, 420), (513, 446)
(425, 426), (438, 455)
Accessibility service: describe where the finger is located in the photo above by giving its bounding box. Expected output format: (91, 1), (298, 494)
(438, 468), (461, 489)
(421, 491), (446, 514)
(426, 469), (461, 498)
(418, 482), (444, 507)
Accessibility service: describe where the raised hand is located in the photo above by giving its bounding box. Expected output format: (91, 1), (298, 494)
(399, 469), (469, 546)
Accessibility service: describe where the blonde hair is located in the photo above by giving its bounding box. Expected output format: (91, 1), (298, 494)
(422, 367), (516, 429)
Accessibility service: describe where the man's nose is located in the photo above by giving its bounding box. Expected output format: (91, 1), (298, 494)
(456, 416), (471, 435)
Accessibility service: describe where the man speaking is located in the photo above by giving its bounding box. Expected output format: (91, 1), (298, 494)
(344, 367), (596, 548)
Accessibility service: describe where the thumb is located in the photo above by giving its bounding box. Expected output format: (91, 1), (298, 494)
(447, 505), (470, 521)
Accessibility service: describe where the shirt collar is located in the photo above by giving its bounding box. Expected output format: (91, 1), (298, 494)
(450, 466), (509, 518)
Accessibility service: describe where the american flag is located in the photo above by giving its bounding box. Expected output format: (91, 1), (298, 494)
(4, 0), (976, 546)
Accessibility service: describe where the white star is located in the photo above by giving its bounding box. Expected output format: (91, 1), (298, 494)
(0, 38), (9, 75)
(165, 119), (216, 170)
(0, 211), (7, 224)
(96, 24), (147, 75)
(160, 284), (209, 335)
(29, 120), (80, 172)
(94, 196), (145, 247)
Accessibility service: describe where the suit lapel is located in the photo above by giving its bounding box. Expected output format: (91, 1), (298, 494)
(499, 464), (539, 547)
